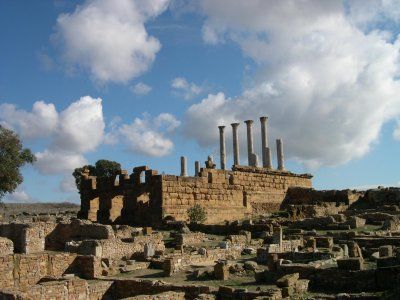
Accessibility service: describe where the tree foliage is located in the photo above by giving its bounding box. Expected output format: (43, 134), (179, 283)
(187, 204), (207, 224)
(73, 159), (121, 191)
(0, 125), (36, 201)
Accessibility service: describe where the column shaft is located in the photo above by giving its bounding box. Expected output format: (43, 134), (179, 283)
(218, 126), (226, 170)
(276, 139), (285, 171)
(264, 147), (272, 169)
(244, 120), (254, 166)
(180, 156), (187, 176)
(231, 123), (240, 165)
(260, 116), (269, 167)
(194, 161), (200, 176)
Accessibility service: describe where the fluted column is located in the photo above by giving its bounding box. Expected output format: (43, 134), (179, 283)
(218, 126), (226, 170)
(194, 161), (200, 176)
(244, 120), (254, 166)
(276, 139), (285, 171)
(260, 116), (269, 167)
(231, 123), (240, 165)
(180, 156), (187, 176)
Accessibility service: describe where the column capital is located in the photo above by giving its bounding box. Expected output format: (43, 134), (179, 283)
(231, 122), (240, 128)
(218, 125), (226, 131)
(260, 116), (268, 123)
(244, 119), (254, 125)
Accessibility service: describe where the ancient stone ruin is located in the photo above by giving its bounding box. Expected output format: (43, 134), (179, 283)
(79, 117), (312, 225)
(0, 117), (399, 299)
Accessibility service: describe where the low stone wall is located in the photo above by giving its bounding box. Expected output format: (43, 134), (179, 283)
(113, 278), (215, 299)
(0, 252), (78, 290)
(0, 278), (114, 300)
(0, 222), (57, 254)
(47, 219), (115, 250)
(175, 232), (206, 246)
(99, 234), (165, 260)
(281, 188), (362, 208)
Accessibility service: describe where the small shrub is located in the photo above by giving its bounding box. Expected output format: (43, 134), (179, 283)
(187, 204), (207, 224)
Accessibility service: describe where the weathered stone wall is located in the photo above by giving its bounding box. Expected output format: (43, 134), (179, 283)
(0, 237), (14, 256)
(161, 167), (311, 223)
(0, 222), (57, 254)
(0, 252), (77, 290)
(0, 278), (113, 300)
(79, 165), (312, 225)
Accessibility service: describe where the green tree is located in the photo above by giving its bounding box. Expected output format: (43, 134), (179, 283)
(0, 125), (36, 201)
(187, 204), (207, 224)
(73, 159), (121, 191)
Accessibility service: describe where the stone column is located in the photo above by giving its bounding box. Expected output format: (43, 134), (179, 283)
(194, 161), (200, 176)
(264, 147), (273, 169)
(180, 156), (187, 176)
(244, 120), (254, 166)
(231, 123), (240, 165)
(276, 139), (285, 171)
(218, 126), (226, 170)
(260, 116), (269, 167)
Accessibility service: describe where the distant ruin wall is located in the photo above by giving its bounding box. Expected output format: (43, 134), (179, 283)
(79, 165), (312, 225)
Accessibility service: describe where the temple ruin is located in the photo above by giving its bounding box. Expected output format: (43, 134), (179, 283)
(78, 117), (312, 225)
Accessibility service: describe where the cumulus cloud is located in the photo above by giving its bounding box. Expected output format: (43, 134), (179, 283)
(183, 0), (400, 169)
(0, 96), (105, 177)
(52, 96), (104, 153)
(55, 0), (169, 83)
(131, 82), (152, 95)
(3, 190), (35, 203)
(35, 150), (87, 175)
(119, 113), (180, 156)
(0, 101), (58, 139)
(171, 77), (203, 100)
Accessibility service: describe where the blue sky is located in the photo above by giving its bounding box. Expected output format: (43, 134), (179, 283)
(1, 0), (400, 203)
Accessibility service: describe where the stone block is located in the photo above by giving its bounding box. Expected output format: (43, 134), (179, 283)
(276, 273), (299, 288)
(315, 237), (333, 249)
(143, 227), (152, 235)
(144, 243), (155, 258)
(379, 245), (393, 257)
(348, 216), (366, 229)
(337, 257), (364, 270)
(214, 261), (229, 280)
(0, 237), (14, 256)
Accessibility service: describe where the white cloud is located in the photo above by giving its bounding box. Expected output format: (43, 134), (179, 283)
(171, 77), (203, 100)
(4, 190), (34, 203)
(119, 113), (180, 156)
(35, 150), (87, 175)
(183, 0), (400, 169)
(53, 96), (104, 153)
(393, 121), (400, 140)
(0, 96), (105, 176)
(131, 82), (152, 95)
(60, 175), (78, 193)
(55, 0), (169, 83)
(0, 101), (58, 139)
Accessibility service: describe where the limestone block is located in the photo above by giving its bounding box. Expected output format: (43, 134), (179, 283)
(337, 257), (364, 270)
(0, 237), (14, 256)
(379, 245), (393, 257)
(276, 273), (299, 287)
(214, 261), (229, 280)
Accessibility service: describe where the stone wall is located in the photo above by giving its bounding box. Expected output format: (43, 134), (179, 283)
(0, 237), (14, 256)
(0, 222), (57, 254)
(162, 167), (312, 223)
(79, 165), (312, 225)
(0, 252), (77, 290)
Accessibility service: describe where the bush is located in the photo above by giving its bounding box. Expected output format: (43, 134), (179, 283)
(187, 204), (207, 224)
